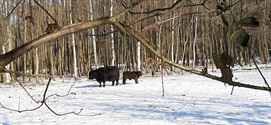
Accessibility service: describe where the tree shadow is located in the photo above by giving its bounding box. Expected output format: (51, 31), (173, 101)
(92, 101), (270, 124)
(76, 84), (99, 88)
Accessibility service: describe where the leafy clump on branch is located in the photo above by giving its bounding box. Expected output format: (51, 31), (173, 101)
(215, 12), (260, 83)
(229, 16), (260, 47)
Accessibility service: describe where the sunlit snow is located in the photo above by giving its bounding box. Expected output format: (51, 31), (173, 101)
(0, 67), (270, 125)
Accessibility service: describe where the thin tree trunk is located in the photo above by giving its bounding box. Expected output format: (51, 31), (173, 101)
(2, 0), (12, 83)
(23, 12), (27, 83)
(192, 7), (198, 68)
(110, 0), (116, 66)
(137, 41), (141, 71)
(171, 8), (175, 71)
(69, 0), (78, 79)
(89, 0), (97, 67)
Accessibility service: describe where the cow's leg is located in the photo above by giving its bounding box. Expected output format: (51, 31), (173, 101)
(112, 81), (115, 86)
(99, 82), (102, 87)
(135, 78), (139, 84)
(103, 82), (105, 87)
(116, 79), (119, 86)
(123, 78), (126, 84)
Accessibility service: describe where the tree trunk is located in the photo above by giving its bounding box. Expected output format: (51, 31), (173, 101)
(110, 0), (116, 66)
(89, 0), (97, 67)
(69, 0), (78, 79)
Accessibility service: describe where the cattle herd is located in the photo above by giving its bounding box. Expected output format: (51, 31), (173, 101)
(88, 66), (143, 87)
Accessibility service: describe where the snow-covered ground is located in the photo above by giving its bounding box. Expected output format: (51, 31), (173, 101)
(0, 68), (271, 125)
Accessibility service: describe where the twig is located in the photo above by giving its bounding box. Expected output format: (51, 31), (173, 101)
(0, 102), (43, 113)
(128, 0), (209, 25)
(5, 0), (24, 20)
(41, 78), (51, 103)
(67, 81), (76, 94)
(230, 86), (235, 95)
(87, 31), (118, 37)
(33, 0), (58, 23)
(13, 75), (40, 103)
(44, 102), (83, 116)
(251, 58), (271, 89)
(138, 12), (202, 31)
(125, 0), (205, 15)
(41, 78), (83, 116)
(45, 80), (77, 99)
(251, 55), (271, 96)
(3, 69), (48, 78)
(0, 78), (84, 116)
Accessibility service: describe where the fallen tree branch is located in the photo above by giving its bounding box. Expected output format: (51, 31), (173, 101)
(0, 78), (83, 115)
(0, 102), (43, 113)
(3, 69), (48, 78)
(0, 18), (110, 71)
(11, 73), (40, 104)
(41, 78), (82, 116)
(111, 22), (271, 92)
(0, 0), (144, 72)
(0, 0), (145, 115)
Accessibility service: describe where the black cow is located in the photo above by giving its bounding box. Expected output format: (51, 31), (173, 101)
(88, 66), (119, 87)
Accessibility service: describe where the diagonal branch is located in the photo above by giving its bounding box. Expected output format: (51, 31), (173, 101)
(0, 18), (110, 71)
(110, 22), (271, 92)
(5, 0), (24, 20)
(0, 0), (144, 72)
(33, 0), (57, 23)
(41, 78), (82, 116)
(126, 0), (211, 16)
(126, 0), (184, 15)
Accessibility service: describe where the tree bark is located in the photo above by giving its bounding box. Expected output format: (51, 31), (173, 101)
(69, 0), (78, 79)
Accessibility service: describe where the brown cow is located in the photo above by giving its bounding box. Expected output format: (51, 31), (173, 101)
(122, 71), (143, 84)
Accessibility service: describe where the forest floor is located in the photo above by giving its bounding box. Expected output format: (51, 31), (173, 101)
(0, 65), (271, 125)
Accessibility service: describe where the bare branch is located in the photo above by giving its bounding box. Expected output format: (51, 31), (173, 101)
(0, 78), (84, 116)
(0, 18), (110, 71)
(126, 0), (184, 15)
(44, 102), (83, 116)
(140, 12), (202, 31)
(0, 0), (144, 71)
(110, 22), (271, 92)
(3, 69), (48, 78)
(126, 0), (210, 16)
(250, 54), (271, 95)
(4, 0), (24, 20)
(33, 0), (57, 23)
(0, 102), (43, 113)
(87, 31), (118, 37)
(11, 74), (40, 103)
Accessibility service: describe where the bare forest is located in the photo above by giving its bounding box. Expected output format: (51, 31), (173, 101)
(0, 0), (270, 92)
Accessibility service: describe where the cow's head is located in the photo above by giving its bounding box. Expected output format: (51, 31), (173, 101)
(137, 71), (143, 76)
(88, 70), (96, 79)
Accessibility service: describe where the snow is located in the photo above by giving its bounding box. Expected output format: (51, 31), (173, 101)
(0, 68), (271, 125)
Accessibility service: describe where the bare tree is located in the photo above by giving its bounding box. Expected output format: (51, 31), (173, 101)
(0, 0), (270, 93)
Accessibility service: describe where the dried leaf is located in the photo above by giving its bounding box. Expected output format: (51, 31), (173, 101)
(230, 28), (250, 47)
(221, 14), (229, 27)
(238, 17), (260, 27)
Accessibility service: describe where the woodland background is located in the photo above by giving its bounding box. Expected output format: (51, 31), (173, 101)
(0, 0), (270, 83)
